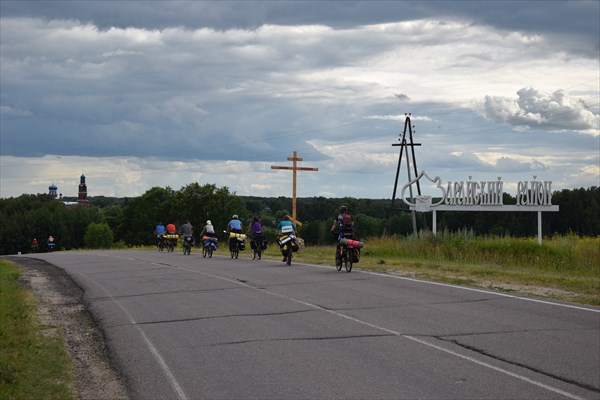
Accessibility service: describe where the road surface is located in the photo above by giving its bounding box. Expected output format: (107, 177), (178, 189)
(19, 250), (600, 400)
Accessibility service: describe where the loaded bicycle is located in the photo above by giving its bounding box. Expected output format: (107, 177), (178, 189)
(250, 235), (266, 260)
(335, 237), (363, 273)
(278, 232), (301, 266)
(182, 235), (193, 255)
(226, 231), (246, 259)
(202, 236), (218, 258)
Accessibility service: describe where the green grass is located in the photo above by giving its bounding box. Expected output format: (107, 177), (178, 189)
(0, 259), (75, 400)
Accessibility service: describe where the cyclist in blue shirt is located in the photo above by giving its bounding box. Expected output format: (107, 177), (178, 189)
(276, 215), (297, 236)
(155, 223), (166, 236)
(227, 214), (243, 234)
(227, 214), (243, 251)
(155, 222), (166, 249)
(276, 215), (298, 262)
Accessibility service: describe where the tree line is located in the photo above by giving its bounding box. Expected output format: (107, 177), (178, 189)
(0, 183), (597, 255)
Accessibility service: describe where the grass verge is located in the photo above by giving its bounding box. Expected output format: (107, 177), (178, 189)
(0, 259), (75, 400)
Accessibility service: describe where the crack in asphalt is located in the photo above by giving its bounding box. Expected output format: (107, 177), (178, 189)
(436, 336), (600, 394)
(126, 309), (317, 327)
(209, 333), (396, 347)
(89, 285), (246, 301)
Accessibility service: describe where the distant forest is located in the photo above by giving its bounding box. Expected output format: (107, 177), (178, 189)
(0, 183), (598, 255)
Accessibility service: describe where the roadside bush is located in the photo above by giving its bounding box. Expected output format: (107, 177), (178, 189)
(84, 223), (114, 249)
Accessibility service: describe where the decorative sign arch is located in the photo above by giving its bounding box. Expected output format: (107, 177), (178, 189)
(401, 171), (559, 244)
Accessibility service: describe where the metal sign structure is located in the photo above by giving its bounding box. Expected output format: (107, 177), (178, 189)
(400, 171), (559, 245)
(389, 114), (422, 235)
(271, 151), (318, 226)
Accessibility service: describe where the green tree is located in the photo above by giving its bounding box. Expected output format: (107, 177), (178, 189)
(84, 223), (114, 249)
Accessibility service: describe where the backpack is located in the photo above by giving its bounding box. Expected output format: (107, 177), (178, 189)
(339, 213), (353, 230)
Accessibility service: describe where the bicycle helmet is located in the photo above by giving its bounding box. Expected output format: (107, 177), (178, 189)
(206, 220), (212, 225)
(232, 214), (238, 219)
(339, 205), (348, 213)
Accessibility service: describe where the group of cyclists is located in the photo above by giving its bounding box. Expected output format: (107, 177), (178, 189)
(31, 235), (56, 252)
(152, 205), (358, 269)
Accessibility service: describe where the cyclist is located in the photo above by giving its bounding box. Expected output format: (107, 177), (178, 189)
(166, 223), (177, 234)
(227, 214), (243, 251)
(155, 222), (166, 249)
(200, 220), (217, 251)
(31, 238), (38, 251)
(200, 220), (215, 238)
(248, 216), (264, 252)
(330, 205), (355, 266)
(330, 205), (354, 241)
(276, 215), (297, 262)
(179, 220), (194, 249)
(47, 235), (56, 251)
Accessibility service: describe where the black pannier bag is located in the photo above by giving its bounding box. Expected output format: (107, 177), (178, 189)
(352, 248), (360, 263)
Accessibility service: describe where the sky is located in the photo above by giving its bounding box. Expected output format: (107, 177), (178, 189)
(1, 0), (599, 200)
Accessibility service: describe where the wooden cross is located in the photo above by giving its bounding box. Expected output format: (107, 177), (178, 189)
(271, 151), (318, 226)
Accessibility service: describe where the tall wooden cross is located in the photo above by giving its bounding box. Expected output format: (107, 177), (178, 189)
(271, 151), (318, 225)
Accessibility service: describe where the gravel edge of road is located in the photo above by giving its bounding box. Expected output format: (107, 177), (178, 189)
(5, 256), (130, 400)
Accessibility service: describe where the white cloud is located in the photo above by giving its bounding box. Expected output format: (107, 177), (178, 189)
(0, 105), (32, 117)
(480, 88), (599, 134)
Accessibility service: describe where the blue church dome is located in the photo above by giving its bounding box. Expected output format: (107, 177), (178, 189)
(49, 184), (57, 190)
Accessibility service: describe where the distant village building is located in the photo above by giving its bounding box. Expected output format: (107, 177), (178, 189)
(47, 174), (90, 208)
(77, 174), (90, 208)
(48, 184), (58, 199)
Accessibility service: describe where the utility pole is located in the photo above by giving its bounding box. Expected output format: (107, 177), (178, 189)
(271, 151), (318, 225)
(389, 114), (423, 236)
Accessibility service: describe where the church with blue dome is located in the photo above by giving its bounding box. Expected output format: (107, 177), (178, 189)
(48, 175), (90, 208)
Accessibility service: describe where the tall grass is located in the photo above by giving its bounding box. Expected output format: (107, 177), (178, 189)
(361, 231), (599, 273)
(289, 233), (600, 305)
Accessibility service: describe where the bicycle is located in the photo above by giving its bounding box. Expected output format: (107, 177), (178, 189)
(336, 244), (354, 272)
(336, 238), (362, 273)
(227, 232), (245, 259)
(166, 238), (176, 252)
(250, 236), (265, 260)
(230, 240), (239, 259)
(278, 233), (297, 266)
(202, 236), (218, 258)
(182, 236), (193, 255)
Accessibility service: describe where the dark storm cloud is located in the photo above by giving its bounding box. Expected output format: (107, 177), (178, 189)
(2, 0), (598, 56)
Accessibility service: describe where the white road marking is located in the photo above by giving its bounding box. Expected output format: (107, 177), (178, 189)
(96, 253), (594, 399)
(172, 263), (588, 400)
(83, 275), (189, 400)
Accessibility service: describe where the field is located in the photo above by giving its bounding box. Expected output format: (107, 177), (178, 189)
(262, 233), (600, 306)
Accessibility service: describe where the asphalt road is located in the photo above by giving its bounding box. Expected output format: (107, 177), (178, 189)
(23, 250), (600, 400)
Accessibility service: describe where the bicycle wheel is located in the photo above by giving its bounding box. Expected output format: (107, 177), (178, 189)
(202, 246), (207, 258)
(286, 246), (292, 266)
(257, 247), (262, 260)
(336, 249), (342, 271)
(345, 248), (353, 272)
(251, 248), (256, 260)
